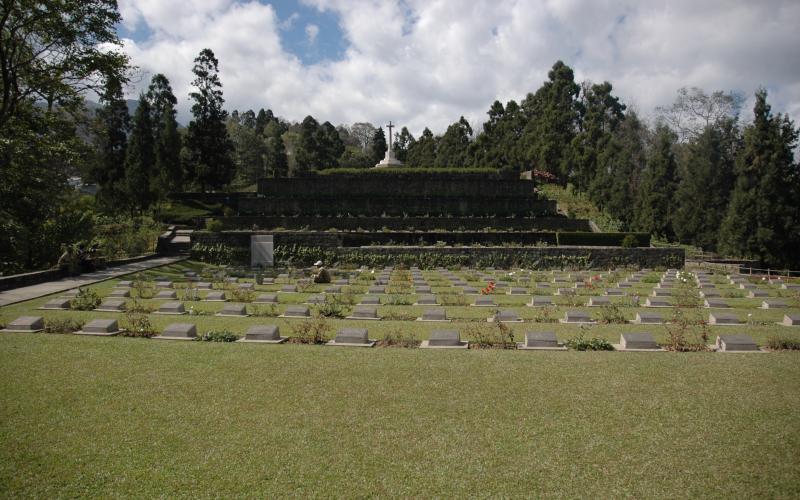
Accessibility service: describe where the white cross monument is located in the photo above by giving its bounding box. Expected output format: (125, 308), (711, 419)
(373, 120), (404, 168)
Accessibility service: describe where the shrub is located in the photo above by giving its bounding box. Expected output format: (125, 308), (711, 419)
(180, 288), (200, 302)
(315, 296), (348, 318)
(379, 328), (420, 348)
(386, 294), (413, 306)
(133, 278), (156, 299)
(205, 218), (224, 232)
(195, 329), (239, 342)
(597, 303), (627, 324)
(290, 316), (332, 344)
(532, 305), (556, 323)
(464, 321), (516, 349)
(620, 234), (637, 248)
(228, 288), (255, 303)
(250, 303), (279, 317)
(125, 298), (155, 314)
(44, 317), (84, 334)
(663, 308), (710, 352)
(121, 311), (157, 338)
(766, 336), (800, 350)
(437, 294), (468, 306)
(70, 287), (101, 310)
(565, 330), (614, 351)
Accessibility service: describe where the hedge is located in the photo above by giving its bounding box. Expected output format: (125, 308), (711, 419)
(313, 167), (518, 179)
(556, 232), (650, 247)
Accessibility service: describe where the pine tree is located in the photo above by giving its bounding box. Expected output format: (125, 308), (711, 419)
(718, 90), (800, 265)
(185, 48), (235, 192)
(435, 116), (472, 167)
(263, 120), (288, 178)
(319, 121), (345, 168)
(521, 61), (581, 181)
(93, 74), (130, 211)
(407, 128), (437, 167)
(146, 74), (182, 193)
(634, 124), (679, 239)
(293, 115), (322, 175)
(370, 127), (387, 164)
(394, 127), (414, 163)
(124, 93), (155, 213)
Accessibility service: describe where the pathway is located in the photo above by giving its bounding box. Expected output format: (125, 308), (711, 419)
(0, 256), (185, 307)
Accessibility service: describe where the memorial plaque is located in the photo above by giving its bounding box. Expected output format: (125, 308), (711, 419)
(155, 301), (185, 315)
(605, 288), (624, 296)
(254, 293), (278, 304)
(421, 329), (467, 348)
(529, 296), (553, 307)
(368, 286), (386, 294)
(217, 303), (248, 317)
(305, 294), (325, 305)
(251, 234), (274, 267)
(699, 290), (721, 298)
(419, 307), (448, 321)
(238, 324), (286, 343)
(204, 291), (227, 302)
(587, 297), (610, 307)
(348, 306), (379, 320)
(645, 298), (671, 308)
(415, 295), (437, 305)
(328, 328), (374, 347)
(492, 310), (522, 323)
(508, 287), (527, 295)
(635, 312), (663, 324)
(39, 298), (71, 310)
(359, 296), (382, 305)
(154, 323), (196, 340)
(748, 290), (768, 298)
(760, 299), (785, 309)
(519, 331), (562, 349)
(561, 310), (593, 323)
(280, 285), (297, 293)
(95, 299), (126, 312)
(281, 305), (310, 318)
(782, 314), (800, 326)
(620, 333), (660, 350)
(704, 299), (730, 309)
(155, 290), (178, 300)
(77, 319), (123, 336)
(196, 282), (213, 290)
(715, 334), (759, 352)
(2, 316), (44, 332)
(473, 296), (496, 307)
(708, 313), (740, 325)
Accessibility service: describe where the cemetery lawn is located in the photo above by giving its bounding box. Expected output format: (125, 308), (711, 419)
(1, 333), (799, 497)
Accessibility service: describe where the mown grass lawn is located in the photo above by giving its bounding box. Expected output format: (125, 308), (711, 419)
(1, 333), (799, 497)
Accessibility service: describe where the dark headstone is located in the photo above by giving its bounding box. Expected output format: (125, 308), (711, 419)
(635, 312), (663, 324)
(709, 313), (740, 325)
(562, 310), (593, 323)
(620, 333), (660, 350)
(254, 293), (278, 304)
(242, 325), (284, 342)
(3, 316), (44, 332)
(349, 306), (379, 320)
(704, 299), (730, 309)
(473, 296), (496, 307)
(522, 331), (559, 349)
(426, 329), (463, 347)
(282, 305), (310, 318)
(331, 328), (372, 346)
(156, 301), (185, 315)
(156, 323), (196, 339)
(493, 310), (521, 322)
(40, 298), (71, 310)
(368, 286), (386, 294)
(359, 296), (382, 305)
(782, 314), (800, 326)
(79, 319), (122, 336)
(529, 296), (553, 306)
(416, 295), (437, 305)
(204, 291), (227, 301)
(155, 290), (177, 300)
(95, 299), (126, 312)
(587, 296), (610, 307)
(217, 303), (248, 316)
(196, 282), (213, 290)
(761, 300), (785, 309)
(716, 334), (759, 352)
(420, 308), (448, 321)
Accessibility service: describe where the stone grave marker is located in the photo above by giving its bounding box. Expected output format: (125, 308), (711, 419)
(473, 296), (496, 307)
(491, 310), (522, 323)
(254, 293), (278, 304)
(645, 298), (671, 308)
(781, 314), (800, 326)
(780, 284), (800, 290)
(280, 285), (297, 293)
(224, 277), (239, 284)
(529, 296), (553, 307)
(704, 299), (730, 309)
(739, 283), (756, 290)
(517, 331), (565, 350)
(420, 329), (467, 349)
(109, 289), (131, 298)
(463, 286), (479, 294)
(155, 301), (185, 315)
(117, 281), (132, 288)
(415, 295), (437, 305)
(368, 285), (386, 294)
(217, 303), (248, 317)
(155, 281), (173, 289)
(95, 299), (126, 312)
(39, 298), (71, 310)
(153, 323), (197, 340)
(325, 285), (343, 293)
(418, 307), (448, 322)
(715, 334), (760, 352)
(699, 290), (721, 298)
(508, 287), (528, 295)
(634, 312), (663, 324)
(535, 283), (551, 289)
(747, 290), (768, 298)
(280, 305), (310, 318)
(618, 333), (661, 351)
(2, 316), (44, 333)
(618, 282), (633, 288)
(76, 319), (123, 336)
(605, 288), (624, 296)
(555, 288), (575, 296)
(359, 296), (382, 305)
(155, 290), (178, 300)
(238, 325), (287, 343)
(560, 310), (594, 324)
(305, 295), (326, 305)
(415, 285), (432, 294)
(238, 283), (255, 290)
(204, 291), (227, 302)
(196, 282), (213, 290)
(327, 328), (375, 347)
(251, 234), (274, 267)
(347, 306), (380, 320)
(708, 313), (740, 325)
(587, 296), (610, 307)
(651, 289), (673, 297)
(760, 299), (786, 309)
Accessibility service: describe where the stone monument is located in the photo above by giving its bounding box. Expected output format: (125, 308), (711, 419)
(373, 121), (403, 168)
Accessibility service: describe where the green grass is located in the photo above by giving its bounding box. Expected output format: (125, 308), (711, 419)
(1, 334), (799, 497)
(538, 183), (623, 231)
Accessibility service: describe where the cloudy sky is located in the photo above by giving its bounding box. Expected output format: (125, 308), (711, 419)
(117, 0), (800, 135)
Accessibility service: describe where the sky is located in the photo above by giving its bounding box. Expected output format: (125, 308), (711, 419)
(117, 0), (800, 135)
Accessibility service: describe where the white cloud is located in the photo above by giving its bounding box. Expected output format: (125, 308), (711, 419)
(119, 0), (800, 135)
(305, 23), (319, 44)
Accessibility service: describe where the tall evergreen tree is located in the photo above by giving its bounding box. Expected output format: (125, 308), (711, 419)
(521, 61), (581, 181)
(672, 121), (739, 251)
(255, 108), (275, 136)
(319, 121), (345, 168)
(93, 74), (130, 211)
(293, 115), (322, 175)
(185, 48), (235, 192)
(146, 74), (182, 193)
(634, 124), (679, 239)
(718, 90), (800, 265)
(435, 116), (472, 167)
(407, 127), (437, 167)
(263, 120), (288, 178)
(124, 93), (155, 213)
(370, 127), (387, 164)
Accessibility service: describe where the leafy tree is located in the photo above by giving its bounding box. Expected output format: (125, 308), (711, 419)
(435, 116), (472, 167)
(656, 87), (744, 142)
(370, 126), (387, 164)
(472, 100), (525, 169)
(521, 61), (581, 181)
(394, 127), (415, 163)
(185, 48), (235, 192)
(672, 121), (739, 251)
(146, 74), (182, 193)
(351, 122), (377, 151)
(634, 124), (679, 239)
(0, 0), (130, 130)
(124, 93), (155, 213)
(407, 127), (437, 167)
(92, 74), (130, 210)
(718, 90), (799, 266)
(227, 116), (265, 185)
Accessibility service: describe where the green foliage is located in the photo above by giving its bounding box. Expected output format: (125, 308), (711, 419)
(290, 316), (332, 344)
(205, 218), (224, 232)
(766, 336), (800, 351)
(557, 232), (650, 247)
(564, 331), (614, 351)
(597, 304), (627, 324)
(125, 92), (156, 213)
(634, 124), (678, 239)
(148, 74), (183, 193)
(379, 328), (420, 348)
(663, 307), (711, 352)
(315, 167), (513, 178)
(464, 321), (516, 349)
(121, 311), (157, 338)
(314, 296), (349, 318)
(191, 243), (250, 265)
(406, 127), (437, 167)
(195, 329), (240, 342)
(435, 117), (472, 167)
(370, 126), (387, 165)
(44, 318), (85, 334)
(92, 74), (131, 211)
(70, 288), (101, 311)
